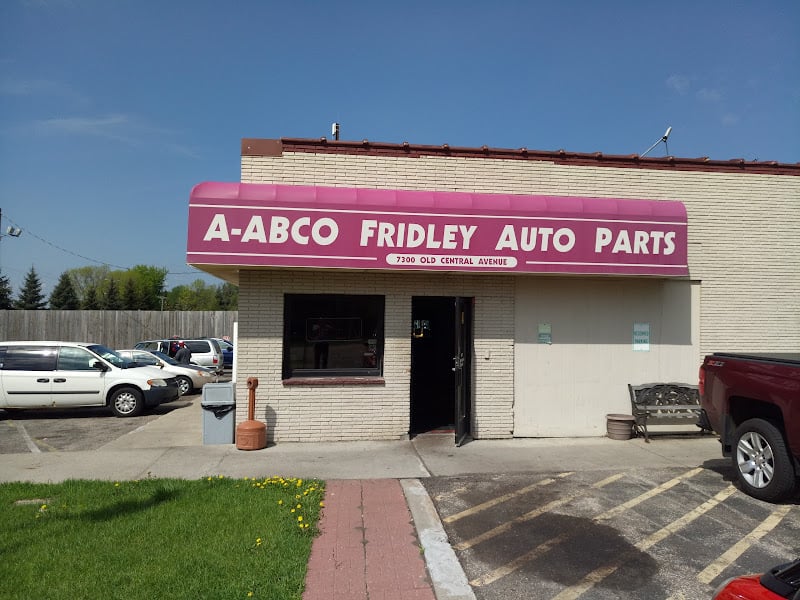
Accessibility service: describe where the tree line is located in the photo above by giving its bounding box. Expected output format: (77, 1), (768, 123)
(0, 265), (238, 311)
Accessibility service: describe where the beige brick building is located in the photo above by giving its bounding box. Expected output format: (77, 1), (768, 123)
(187, 138), (799, 443)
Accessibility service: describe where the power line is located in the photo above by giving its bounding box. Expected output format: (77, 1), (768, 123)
(4, 215), (127, 270)
(1, 212), (206, 278)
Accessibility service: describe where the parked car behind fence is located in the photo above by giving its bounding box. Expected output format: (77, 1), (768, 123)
(134, 338), (225, 374)
(205, 337), (233, 369)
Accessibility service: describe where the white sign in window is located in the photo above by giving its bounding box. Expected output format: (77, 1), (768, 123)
(633, 322), (650, 352)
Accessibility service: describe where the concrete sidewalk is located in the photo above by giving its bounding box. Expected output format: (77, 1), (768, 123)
(0, 398), (722, 482)
(0, 398), (722, 600)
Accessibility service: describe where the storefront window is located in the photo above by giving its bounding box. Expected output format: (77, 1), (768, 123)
(283, 294), (384, 378)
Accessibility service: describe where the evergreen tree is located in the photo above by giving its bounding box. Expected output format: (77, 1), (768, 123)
(0, 272), (13, 309)
(82, 285), (100, 309)
(15, 266), (47, 309)
(122, 278), (140, 310)
(49, 272), (80, 309)
(103, 278), (123, 309)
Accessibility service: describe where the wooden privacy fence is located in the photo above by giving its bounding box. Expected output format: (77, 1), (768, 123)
(0, 310), (238, 350)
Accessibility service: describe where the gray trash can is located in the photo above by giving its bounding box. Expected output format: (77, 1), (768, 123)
(201, 382), (236, 444)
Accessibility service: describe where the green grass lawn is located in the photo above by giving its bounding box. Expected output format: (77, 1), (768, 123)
(0, 475), (325, 600)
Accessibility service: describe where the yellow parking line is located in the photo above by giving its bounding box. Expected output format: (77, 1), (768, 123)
(697, 504), (793, 584)
(453, 473), (623, 551)
(595, 467), (703, 521)
(464, 468), (706, 587)
(551, 486), (737, 600)
(443, 472), (574, 524)
(470, 533), (572, 587)
(637, 487), (737, 551)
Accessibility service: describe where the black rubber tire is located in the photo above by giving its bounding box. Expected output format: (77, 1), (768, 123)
(176, 376), (193, 396)
(109, 387), (144, 417)
(732, 418), (798, 502)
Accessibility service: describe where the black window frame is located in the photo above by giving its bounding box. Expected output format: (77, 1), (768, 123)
(283, 293), (385, 379)
(0, 345), (58, 371)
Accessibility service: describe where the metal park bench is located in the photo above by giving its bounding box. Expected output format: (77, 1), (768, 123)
(628, 382), (710, 442)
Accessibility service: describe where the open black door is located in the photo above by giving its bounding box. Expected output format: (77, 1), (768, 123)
(454, 297), (472, 446)
(410, 296), (472, 443)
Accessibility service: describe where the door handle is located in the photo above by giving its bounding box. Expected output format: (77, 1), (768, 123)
(54, 378), (66, 383)
(36, 378), (50, 383)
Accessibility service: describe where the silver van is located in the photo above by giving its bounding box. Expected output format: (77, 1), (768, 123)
(134, 338), (225, 374)
(0, 341), (180, 417)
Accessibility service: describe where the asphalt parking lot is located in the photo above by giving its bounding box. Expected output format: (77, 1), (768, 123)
(422, 466), (800, 599)
(0, 393), (198, 454)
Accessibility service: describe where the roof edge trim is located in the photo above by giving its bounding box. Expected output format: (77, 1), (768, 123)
(240, 138), (799, 175)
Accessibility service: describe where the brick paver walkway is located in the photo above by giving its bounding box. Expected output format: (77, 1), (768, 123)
(303, 479), (436, 600)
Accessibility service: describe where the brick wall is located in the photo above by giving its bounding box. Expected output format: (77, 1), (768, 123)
(236, 270), (513, 442)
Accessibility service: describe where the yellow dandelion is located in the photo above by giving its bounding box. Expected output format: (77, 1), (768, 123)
(277, 500), (283, 505)
(298, 516), (303, 522)
(320, 501), (325, 507)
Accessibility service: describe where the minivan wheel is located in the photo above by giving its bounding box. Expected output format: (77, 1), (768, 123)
(732, 418), (797, 502)
(176, 376), (192, 396)
(110, 387), (144, 417)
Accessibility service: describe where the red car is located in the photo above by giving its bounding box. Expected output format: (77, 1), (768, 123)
(713, 559), (800, 599)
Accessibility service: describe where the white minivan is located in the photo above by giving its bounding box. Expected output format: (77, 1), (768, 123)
(0, 341), (181, 417)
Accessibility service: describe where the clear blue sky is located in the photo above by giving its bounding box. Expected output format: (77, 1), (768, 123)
(1, 1), (798, 296)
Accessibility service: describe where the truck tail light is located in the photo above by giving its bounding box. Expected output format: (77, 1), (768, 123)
(699, 364), (706, 397)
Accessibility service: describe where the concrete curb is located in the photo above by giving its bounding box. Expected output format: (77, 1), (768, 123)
(402, 478), (476, 600)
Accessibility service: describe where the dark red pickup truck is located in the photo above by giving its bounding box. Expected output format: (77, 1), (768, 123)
(699, 353), (800, 502)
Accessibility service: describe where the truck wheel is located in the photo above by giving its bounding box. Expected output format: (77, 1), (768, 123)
(110, 387), (144, 417)
(732, 418), (797, 502)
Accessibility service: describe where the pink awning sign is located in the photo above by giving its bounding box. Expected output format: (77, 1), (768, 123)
(187, 183), (689, 276)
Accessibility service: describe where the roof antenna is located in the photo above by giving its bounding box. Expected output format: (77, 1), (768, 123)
(641, 126), (672, 157)
(331, 122), (340, 141)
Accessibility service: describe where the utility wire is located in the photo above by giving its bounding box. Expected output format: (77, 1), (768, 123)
(1, 213), (206, 277)
(3, 215), (126, 270)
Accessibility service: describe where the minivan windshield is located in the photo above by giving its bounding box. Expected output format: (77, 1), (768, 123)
(86, 344), (130, 368)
